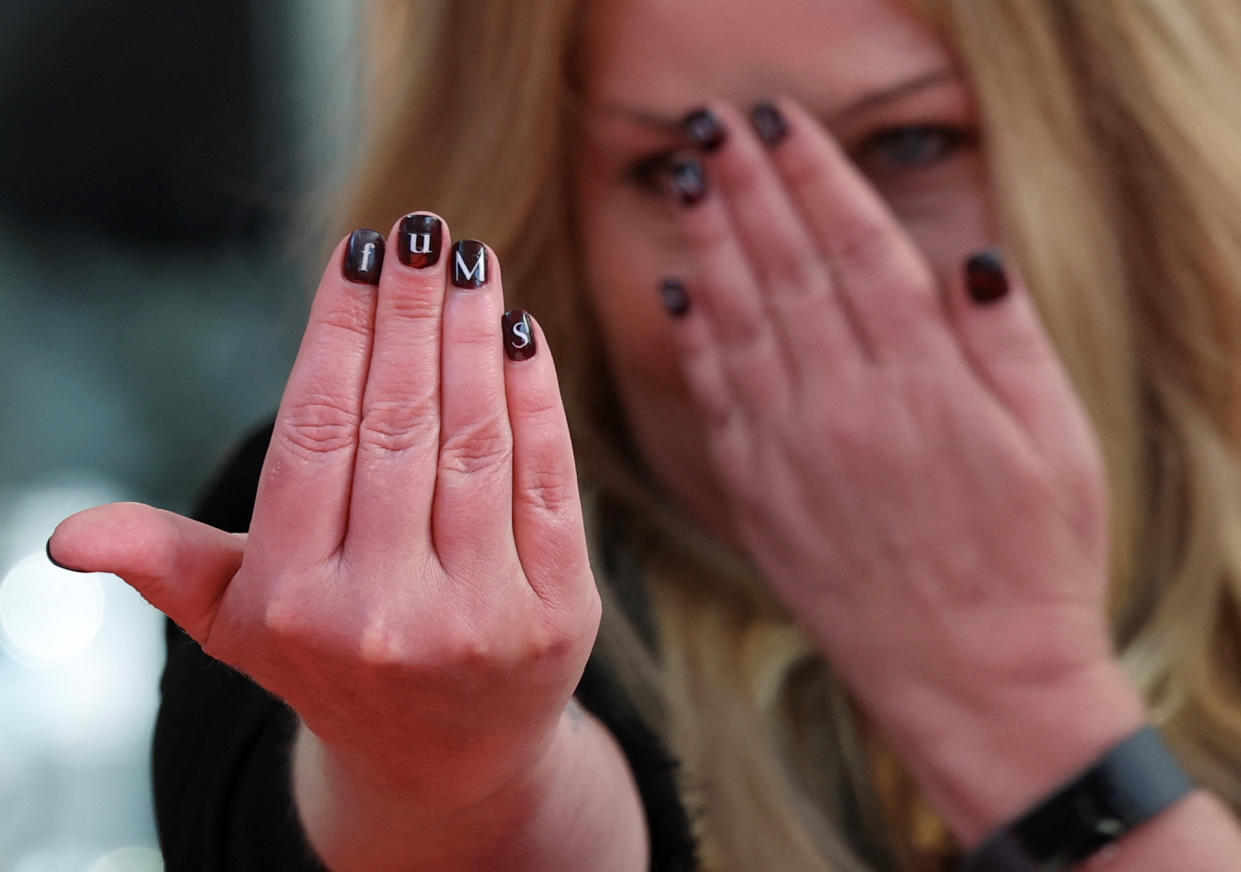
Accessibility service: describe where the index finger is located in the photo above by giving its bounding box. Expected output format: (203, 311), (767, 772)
(249, 231), (382, 567)
(762, 97), (952, 362)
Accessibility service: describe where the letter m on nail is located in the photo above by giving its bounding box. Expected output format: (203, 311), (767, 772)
(455, 247), (486, 284)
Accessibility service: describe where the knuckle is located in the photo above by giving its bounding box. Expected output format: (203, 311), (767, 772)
(511, 389), (563, 423)
(317, 296), (375, 341)
(357, 620), (415, 669)
(529, 625), (576, 666)
(515, 614), (582, 670)
(382, 286), (441, 322)
(780, 142), (832, 195)
(717, 306), (766, 351)
(882, 285), (948, 348)
(825, 404), (885, 462)
(766, 286), (818, 325)
(277, 396), (359, 458)
(716, 151), (766, 199)
(539, 584), (602, 648)
(722, 318), (776, 369)
(260, 592), (310, 645)
(357, 396), (439, 454)
(682, 208), (734, 256)
(516, 466), (580, 516)
(733, 366), (785, 417)
(439, 420), (513, 477)
(755, 241), (822, 292)
(431, 598), (581, 669)
(829, 218), (893, 276)
(358, 614), (493, 675)
(451, 320), (500, 355)
(417, 621), (500, 673)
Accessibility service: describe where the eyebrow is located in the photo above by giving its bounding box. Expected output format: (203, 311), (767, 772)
(827, 68), (962, 124)
(591, 67), (963, 132)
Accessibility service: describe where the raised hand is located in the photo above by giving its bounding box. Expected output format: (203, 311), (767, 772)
(48, 214), (601, 806)
(662, 100), (1146, 841)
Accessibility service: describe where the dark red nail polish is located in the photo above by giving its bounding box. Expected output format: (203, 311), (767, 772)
(682, 108), (726, 153)
(965, 249), (1009, 304)
(46, 537), (85, 573)
(502, 310), (537, 361)
(750, 102), (788, 147)
(451, 240), (488, 288)
(667, 156), (707, 206)
(398, 214), (442, 268)
(343, 229), (385, 285)
(660, 278), (690, 317)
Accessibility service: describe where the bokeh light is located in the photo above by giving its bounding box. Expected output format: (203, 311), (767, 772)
(0, 553), (106, 667)
(11, 846), (95, 872)
(1, 4), (357, 866)
(87, 845), (164, 872)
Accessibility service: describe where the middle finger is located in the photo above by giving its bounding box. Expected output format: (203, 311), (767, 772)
(348, 212), (450, 559)
(760, 97), (953, 363)
(664, 149), (791, 419)
(684, 102), (865, 382)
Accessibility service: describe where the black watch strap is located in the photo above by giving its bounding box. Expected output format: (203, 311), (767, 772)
(959, 726), (1194, 872)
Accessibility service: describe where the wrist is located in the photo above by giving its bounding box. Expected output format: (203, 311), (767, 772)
(293, 702), (640, 872)
(960, 724), (1196, 871)
(294, 703), (570, 814)
(881, 659), (1147, 847)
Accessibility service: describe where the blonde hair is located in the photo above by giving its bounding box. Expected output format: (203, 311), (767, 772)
(332, 1), (1241, 868)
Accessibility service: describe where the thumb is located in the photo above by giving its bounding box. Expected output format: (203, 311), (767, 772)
(47, 502), (245, 643)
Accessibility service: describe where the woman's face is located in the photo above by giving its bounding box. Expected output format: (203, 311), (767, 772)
(572, 0), (992, 535)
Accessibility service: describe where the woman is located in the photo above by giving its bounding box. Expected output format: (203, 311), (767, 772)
(46, 0), (1241, 869)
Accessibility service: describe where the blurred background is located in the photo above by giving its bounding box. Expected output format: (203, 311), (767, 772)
(1, 3), (359, 868)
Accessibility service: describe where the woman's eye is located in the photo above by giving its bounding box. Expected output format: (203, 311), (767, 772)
(622, 150), (677, 195)
(851, 124), (976, 176)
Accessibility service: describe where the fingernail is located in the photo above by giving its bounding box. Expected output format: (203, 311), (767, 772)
(750, 102), (788, 147)
(46, 537), (85, 573)
(502, 310), (537, 361)
(343, 229), (385, 285)
(682, 108), (726, 152)
(666, 156), (708, 206)
(659, 278), (690, 317)
(965, 248), (1009, 304)
(451, 240), (489, 288)
(398, 214), (442, 268)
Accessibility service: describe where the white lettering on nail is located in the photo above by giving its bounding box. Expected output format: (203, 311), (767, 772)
(511, 319), (532, 348)
(454, 247), (486, 284)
